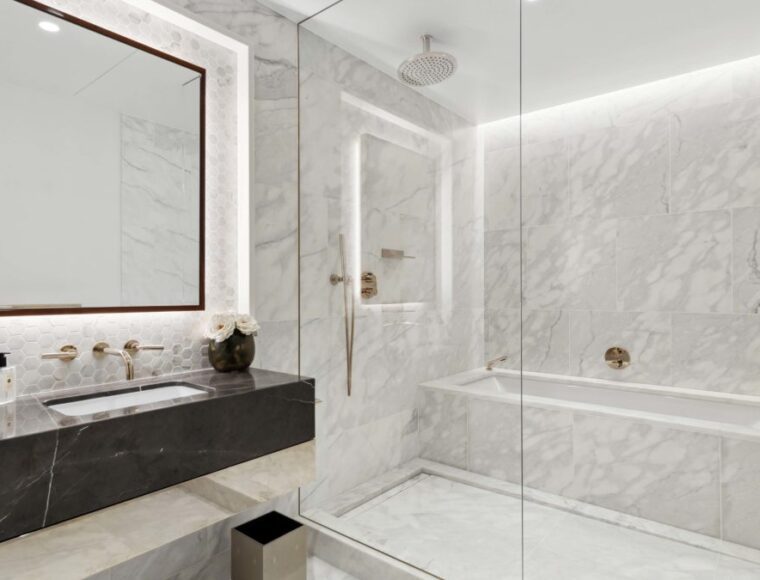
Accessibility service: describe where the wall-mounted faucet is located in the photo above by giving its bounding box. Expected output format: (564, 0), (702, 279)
(93, 342), (134, 381)
(486, 354), (508, 371)
(124, 340), (165, 356)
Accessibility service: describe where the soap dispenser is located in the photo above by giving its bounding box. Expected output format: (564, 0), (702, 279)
(0, 353), (16, 405)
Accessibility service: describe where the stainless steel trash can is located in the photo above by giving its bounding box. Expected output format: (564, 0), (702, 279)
(231, 511), (307, 580)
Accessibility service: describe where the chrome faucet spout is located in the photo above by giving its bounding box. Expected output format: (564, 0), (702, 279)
(486, 354), (508, 371)
(93, 342), (135, 381)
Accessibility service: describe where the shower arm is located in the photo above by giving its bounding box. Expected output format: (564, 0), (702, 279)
(330, 233), (355, 397)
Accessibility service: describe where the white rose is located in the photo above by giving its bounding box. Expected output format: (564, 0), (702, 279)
(236, 314), (260, 336)
(206, 313), (235, 342)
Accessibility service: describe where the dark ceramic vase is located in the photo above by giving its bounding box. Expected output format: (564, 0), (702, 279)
(208, 330), (255, 372)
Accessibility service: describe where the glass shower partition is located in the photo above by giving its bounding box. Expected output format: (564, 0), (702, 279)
(296, 0), (523, 577)
(519, 0), (760, 578)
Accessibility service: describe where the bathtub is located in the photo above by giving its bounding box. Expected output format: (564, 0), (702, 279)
(422, 368), (760, 438)
(417, 368), (760, 550)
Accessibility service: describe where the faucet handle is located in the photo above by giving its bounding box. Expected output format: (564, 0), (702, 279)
(41, 344), (79, 362)
(124, 340), (164, 355)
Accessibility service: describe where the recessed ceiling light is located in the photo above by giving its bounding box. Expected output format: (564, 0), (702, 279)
(38, 21), (60, 33)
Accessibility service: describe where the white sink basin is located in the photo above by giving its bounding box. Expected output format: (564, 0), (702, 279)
(47, 384), (208, 417)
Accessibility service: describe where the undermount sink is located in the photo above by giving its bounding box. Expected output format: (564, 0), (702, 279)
(46, 383), (209, 417)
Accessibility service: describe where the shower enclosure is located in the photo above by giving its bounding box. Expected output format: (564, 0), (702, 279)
(295, 0), (760, 577)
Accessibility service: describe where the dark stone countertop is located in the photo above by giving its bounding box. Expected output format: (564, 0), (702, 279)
(0, 367), (310, 440)
(0, 367), (315, 543)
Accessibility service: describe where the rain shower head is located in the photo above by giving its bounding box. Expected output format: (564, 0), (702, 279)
(397, 34), (457, 87)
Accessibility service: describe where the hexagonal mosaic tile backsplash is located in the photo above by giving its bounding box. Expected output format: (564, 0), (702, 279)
(1, 0), (239, 397)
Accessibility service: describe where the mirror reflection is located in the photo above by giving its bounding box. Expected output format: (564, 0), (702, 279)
(0, 1), (204, 313)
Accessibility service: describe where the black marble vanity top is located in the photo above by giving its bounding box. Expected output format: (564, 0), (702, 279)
(0, 368), (315, 543)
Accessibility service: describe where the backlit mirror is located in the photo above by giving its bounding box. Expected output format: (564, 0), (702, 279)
(0, 0), (204, 316)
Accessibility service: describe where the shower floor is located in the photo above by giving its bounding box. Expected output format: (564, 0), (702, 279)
(311, 466), (760, 579)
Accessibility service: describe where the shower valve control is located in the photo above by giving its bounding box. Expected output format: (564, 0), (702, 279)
(605, 346), (631, 369)
(361, 272), (378, 299)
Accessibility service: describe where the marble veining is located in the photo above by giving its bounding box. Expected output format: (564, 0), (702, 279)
(330, 472), (760, 580)
(484, 53), (760, 396)
(418, 373), (760, 546)
(0, 443), (313, 580)
(569, 118), (669, 219)
(120, 115), (200, 307)
(566, 414), (721, 537)
(721, 438), (760, 550)
(298, 27), (482, 513)
(617, 211), (732, 313)
(0, 368), (314, 543)
(360, 135), (437, 306)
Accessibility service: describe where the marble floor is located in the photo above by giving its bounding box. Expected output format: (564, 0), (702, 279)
(308, 556), (359, 579)
(337, 474), (760, 580)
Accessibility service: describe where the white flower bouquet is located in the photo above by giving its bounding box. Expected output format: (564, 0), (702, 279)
(204, 313), (260, 372)
(205, 313), (260, 343)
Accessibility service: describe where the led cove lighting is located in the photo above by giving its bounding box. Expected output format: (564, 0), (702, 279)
(38, 21), (60, 33)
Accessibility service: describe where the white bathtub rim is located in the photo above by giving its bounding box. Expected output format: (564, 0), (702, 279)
(423, 368), (760, 407)
(421, 369), (760, 442)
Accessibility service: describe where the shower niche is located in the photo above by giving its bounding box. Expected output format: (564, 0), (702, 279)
(337, 91), (452, 312)
(358, 131), (445, 306)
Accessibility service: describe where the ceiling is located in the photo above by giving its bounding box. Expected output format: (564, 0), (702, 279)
(263, 0), (760, 124)
(0, 1), (200, 131)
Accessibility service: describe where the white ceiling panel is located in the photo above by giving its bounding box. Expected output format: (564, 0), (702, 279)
(268, 0), (760, 123)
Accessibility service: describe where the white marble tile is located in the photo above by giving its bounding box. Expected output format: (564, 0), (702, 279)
(120, 115), (200, 307)
(307, 520), (434, 580)
(522, 139), (569, 226)
(721, 438), (760, 551)
(522, 406), (575, 495)
(467, 398), (521, 483)
(566, 414), (721, 537)
(340, 474), (525, 580)
(484, 309), (569, 374)
(484, 308), (521, 368)
(523, 217), (617, 311)
(617, 211), (732, 313)
(468, 400), (573, 495)
(732, 206), (760, 313)
(672, 97), (760, 213)
(569, 310), (672, 385)
(484, 228), (521, 311)
(297, 25), (482, 517)
(522, 310), (570, 374)
(328, 469), (760, 580)
(484, 146), (520, 232)
(302, 408), (419, 512)
(418, 389), (467, 469)
(671, 313), (760, 395)
(569, 119), (669, 219)
(524, 508), (754, 580)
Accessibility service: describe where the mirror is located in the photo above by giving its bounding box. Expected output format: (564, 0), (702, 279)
(0, 0), (205, 316)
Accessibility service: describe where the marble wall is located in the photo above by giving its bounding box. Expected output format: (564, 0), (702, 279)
(165, 0), (301, 376)
(298, 29), (483, 509)
(121, 114), (200, 306)
(0, 0), (238, 397)
(483, 55), (760, 395)
(419, 386), (760, 550)
(360, 134), (438, 305)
